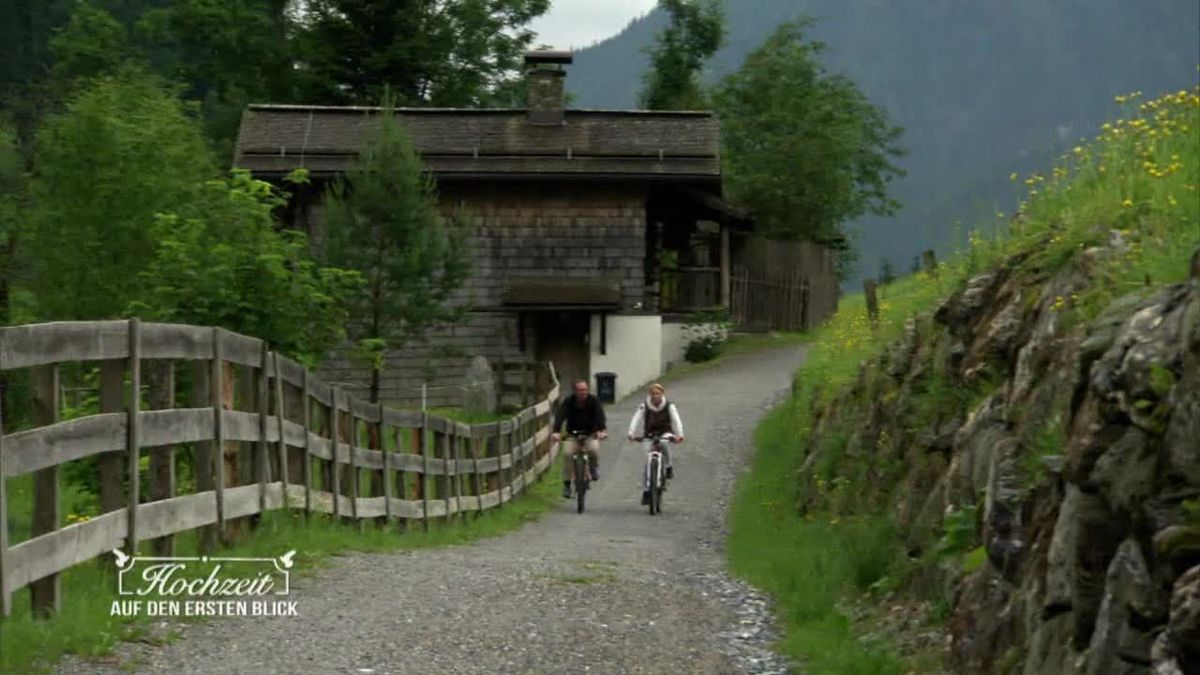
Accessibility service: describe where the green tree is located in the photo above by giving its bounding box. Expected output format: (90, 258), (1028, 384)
(638, 0), (724, 110)
(23, 71), (216, 320)
(293, 0), (550, 106)
(878, 258), (897, 285)
(321, 103), (471, 401)
(128, 170), (362, 366)
(0, 0), (75, 152)
(0, 120), (24, 325)
(714, 19), (905, 274)
(135, 0), (295, 156)
(48, 2), (137, 93)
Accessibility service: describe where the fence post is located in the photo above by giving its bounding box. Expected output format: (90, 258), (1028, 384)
(922, 249), (939, 278)
(0, 390), (10, 616)
(801, 277), (811, 332)
(381, 404), (392, 523)
(442, 425), (454, 524)
(125, 318), (142, 556)
(347, 408), (359, 521)
(330, 389), (341, 519)
(256, 342), (269, 518)
(272, 353), (289, 506)
(394, 422), (409, 532)
(420, 412), (431, 531)
(511, 413), (524, 495)
(147, 358), (176, 557)
(31, 363), (60, 617)
(225, 356), (244, 541)
(192, 359), (216, 554)
(497, 421), (510, 507)
(864, 278), (880, 328)
(211, 328), (227, 539)
(301, 369), (312, 517)
(471, 428), (484, 514)
(454, 426), (468, 523)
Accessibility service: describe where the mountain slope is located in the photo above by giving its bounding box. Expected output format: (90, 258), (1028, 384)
(727, 81), (1200, 673)
(567, 0), (1200, 285)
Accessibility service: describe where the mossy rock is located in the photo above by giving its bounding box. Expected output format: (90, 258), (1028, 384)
(1154, 524), (1200, 561)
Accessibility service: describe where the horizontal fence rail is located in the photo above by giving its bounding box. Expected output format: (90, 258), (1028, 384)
(0, 319), (561, 617)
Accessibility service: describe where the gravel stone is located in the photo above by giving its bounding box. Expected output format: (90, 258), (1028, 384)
(54, 346), (807, 675)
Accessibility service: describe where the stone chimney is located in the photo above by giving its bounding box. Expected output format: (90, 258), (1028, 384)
(525, 50), (572, 125)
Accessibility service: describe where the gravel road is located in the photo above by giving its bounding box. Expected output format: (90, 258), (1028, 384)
(55, 345), (807, 675)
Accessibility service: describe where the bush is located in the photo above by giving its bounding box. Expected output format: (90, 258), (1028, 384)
(682, 308), (732, 362)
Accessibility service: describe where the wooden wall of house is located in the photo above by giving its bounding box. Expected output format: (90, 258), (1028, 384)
(443, 182), (648, 309)
(309, 181), (649, 408)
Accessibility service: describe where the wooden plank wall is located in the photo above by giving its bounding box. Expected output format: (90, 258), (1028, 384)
(730, 236), (840, 331)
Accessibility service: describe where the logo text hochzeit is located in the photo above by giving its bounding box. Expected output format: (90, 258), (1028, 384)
(109, 549), (298, 618)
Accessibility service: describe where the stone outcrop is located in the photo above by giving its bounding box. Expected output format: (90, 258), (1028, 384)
(797, 244), (1200, 673)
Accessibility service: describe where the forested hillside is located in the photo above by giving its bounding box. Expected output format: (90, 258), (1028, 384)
(569, 0), (1200, 285)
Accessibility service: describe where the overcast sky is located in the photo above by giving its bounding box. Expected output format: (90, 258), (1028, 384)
(529, 0), (658, 51)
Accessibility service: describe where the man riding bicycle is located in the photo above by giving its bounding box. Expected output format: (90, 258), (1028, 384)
(551, 379), (608, 499)
(626, 382), (685, 505)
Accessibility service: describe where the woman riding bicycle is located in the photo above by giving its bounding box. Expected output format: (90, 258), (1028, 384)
(626, 383), (685, 505)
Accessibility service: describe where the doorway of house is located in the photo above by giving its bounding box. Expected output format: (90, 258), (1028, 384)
(533, 311), (591, 393)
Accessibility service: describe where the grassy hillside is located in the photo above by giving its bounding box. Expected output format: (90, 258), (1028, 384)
(726, 83), (1200, 672)
(568, 1), (1199, 286)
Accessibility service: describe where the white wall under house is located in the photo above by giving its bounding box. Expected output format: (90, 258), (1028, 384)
(660, 321), (689, 372)
(588, 314), (663, 402)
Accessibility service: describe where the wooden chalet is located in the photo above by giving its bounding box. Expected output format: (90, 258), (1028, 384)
(233, 51), (836, 407)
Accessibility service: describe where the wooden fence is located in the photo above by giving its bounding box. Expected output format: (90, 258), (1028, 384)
(730, 266), (814, 332)
(0, 319), (561, 618)
(729, 236), (840, 332)
(492, 359), (540, 410)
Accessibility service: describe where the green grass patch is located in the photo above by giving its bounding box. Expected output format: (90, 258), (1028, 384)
(0, 457), (564, 674)
(728, 403), (906, 674)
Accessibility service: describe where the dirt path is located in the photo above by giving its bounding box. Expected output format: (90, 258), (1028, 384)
(57, 345), (806, 675)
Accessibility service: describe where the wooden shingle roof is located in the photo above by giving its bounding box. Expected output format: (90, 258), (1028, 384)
(233, 105), (720, 181)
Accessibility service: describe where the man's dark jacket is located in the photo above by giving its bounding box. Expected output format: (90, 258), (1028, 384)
(553, 394), (607, 434)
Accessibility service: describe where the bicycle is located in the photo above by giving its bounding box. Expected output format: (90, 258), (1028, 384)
(566, 430), (595, 514)
(637, 432), (675, 516)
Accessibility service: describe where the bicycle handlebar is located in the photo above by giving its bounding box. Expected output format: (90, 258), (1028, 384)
(634, 433), (677, 443)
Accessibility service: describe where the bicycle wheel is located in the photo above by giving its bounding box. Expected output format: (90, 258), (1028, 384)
(648, 456), (659, 515)
(574, 454), (588, 514)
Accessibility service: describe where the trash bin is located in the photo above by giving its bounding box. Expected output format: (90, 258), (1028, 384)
(594, 372), (617, 404)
